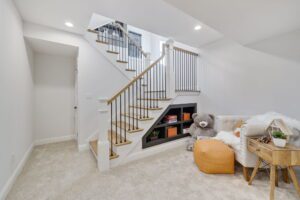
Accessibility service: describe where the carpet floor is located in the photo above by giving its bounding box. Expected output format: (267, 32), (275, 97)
(7, 141), (300, 200)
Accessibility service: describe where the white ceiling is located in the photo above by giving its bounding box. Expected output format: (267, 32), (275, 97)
(13, 0), (223, 47)
(163, 0), (300, 45)
(25, 37), (78, 57)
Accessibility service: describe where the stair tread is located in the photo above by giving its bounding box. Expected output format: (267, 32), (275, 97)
(87, 29), (98, 33)
(117, 60), (128, 64)
(89, 140), (119, 160)
(96, 39), (109, 44)
(121, 113), (154, 121)
(107, 50), (119, 54)
(125, 68), (136, 72)
(112, 121), (144, 133)
(108, 130), (132, 146)
(129, 105), (163, 110)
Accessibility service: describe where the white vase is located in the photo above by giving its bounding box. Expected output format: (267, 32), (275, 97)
(273, 138), (287, 148)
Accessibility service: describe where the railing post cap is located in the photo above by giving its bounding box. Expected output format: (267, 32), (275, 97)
(166, 39), (175, 45)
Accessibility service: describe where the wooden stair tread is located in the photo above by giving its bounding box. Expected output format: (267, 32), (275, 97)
(112, 121), (144, 133)
(89, 140), (119, 160)
(108, 130), (132, 146)
(117, 60), (128, 64)
(129, 105), (163, 110)
(87, 29), (98, 33)
(121, 113), (154, 121)
(137, 98), (171, 101)
(107, 50), (119, 54)
(96, 40), (109, 44)
(125, 68), (136, 72)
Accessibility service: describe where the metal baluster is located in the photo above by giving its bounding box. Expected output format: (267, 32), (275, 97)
(140, 77), (142, 118)
(128, 87), (131, 131)
(115, 99), (118, 145)
(135, 81), (139, 129)
(132, 84), (135, 129)
(124, 91), (127, 142)
(119, 95), (122, 143)
(110, 103), (113, 156)
(146, 72), (149, 118)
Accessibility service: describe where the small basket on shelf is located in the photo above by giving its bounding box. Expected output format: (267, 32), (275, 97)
(167, 126), (177, 138)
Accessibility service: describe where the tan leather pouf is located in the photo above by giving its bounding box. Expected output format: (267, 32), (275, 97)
(193, 139), (235, 174)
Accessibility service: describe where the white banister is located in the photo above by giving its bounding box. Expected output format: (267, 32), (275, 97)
(97, 104), (110, 171)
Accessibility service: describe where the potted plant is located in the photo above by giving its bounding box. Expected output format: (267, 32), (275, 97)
(149, 130), (160, 141)
(272, 131), (287, 147)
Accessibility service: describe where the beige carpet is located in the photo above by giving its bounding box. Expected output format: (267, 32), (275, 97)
(7, 141), (300, 200)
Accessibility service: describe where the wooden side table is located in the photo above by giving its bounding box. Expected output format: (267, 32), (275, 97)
(247, 138), (300, 200)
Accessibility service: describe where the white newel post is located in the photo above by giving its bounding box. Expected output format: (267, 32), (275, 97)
(97, 100), (110, 171)
(166, 39), (176, 98)
(145, 52), (151, 68)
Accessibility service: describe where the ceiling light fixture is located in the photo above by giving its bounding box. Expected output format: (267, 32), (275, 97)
(194, 25), (202, 30)
(65, 22), (74, 27)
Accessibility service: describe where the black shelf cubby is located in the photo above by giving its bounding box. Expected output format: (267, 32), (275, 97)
(142, 103), (197, 149)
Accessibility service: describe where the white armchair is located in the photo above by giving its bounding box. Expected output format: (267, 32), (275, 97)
(215, 115), (267, 181)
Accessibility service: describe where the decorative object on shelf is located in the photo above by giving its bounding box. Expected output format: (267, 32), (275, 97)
(187, 113), (216, 151)
(182, 112), (191, 121)
(183, 127), (190, 134)
(167, 126), (177, 138)
(266, 119), (293, 148)
(164, 115), (177, 123)
(272, 131), (287, 147)
(257, 135), (272, 144)
(149, 130), (160, 141)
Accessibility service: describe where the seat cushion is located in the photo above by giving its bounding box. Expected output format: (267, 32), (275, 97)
(193, 139), (235, 174)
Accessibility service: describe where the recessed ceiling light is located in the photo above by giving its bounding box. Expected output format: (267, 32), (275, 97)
(194, 25), (202, 30)
(65, 22), (74, 27)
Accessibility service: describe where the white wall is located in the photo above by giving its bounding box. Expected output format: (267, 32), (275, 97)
(0, 0), (34, 198)
(34, 53), (76, 142)
(23, 22), (129, 147)
(199, 38), (300, 119)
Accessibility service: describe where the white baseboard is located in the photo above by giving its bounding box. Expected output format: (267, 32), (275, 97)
(34, 135), (75, 146)
(0, 143), (34, 200)
(78, 143), (89, 152)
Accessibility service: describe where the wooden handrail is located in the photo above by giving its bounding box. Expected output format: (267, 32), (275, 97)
(112, 22), (147, 57)
(173, 46), (199, 56)
(107, 51), (166, 104)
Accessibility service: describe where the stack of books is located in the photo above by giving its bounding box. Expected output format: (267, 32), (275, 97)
(164, 115), (177, 123)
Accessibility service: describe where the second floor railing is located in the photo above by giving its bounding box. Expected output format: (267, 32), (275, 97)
(173, 46), (199, 92)
(94, 22), (148, 75)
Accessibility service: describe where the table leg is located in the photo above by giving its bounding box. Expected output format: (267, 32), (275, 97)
(281, 168), (290, 184)
(275, 166), (279, 187)
(248, 158), (262, 185)
(287, 166), (300, 197)
(270, 165), (276, 200)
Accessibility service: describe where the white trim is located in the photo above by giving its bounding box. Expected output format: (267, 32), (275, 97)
(34, 135), (75, 146)
(0, 143), (34, 200)
(78, 143), (89, 152)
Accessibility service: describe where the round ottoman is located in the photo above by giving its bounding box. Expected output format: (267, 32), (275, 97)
(193, 139), (235, 174)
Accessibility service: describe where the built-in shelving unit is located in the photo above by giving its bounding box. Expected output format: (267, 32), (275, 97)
(142, 103), (197, 149)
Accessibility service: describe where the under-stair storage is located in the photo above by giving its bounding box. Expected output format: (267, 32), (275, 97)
(142, 103), (196, 148)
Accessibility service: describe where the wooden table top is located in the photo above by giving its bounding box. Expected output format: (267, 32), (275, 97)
(249, 138), (300, 151)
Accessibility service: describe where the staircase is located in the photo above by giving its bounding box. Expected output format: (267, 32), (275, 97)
(86, 22), (200, 171)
